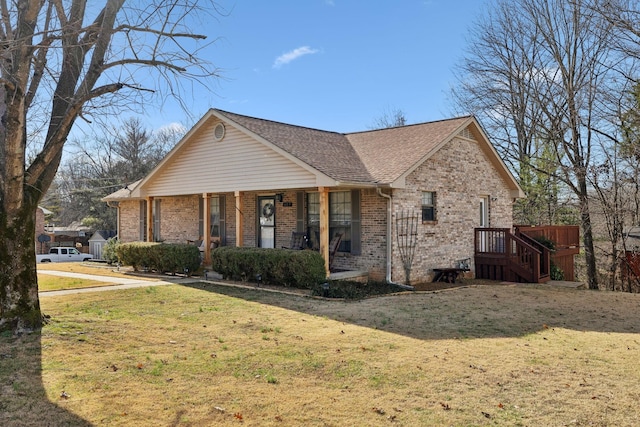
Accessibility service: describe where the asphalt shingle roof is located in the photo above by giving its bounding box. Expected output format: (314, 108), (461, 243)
(215, 109), (471, 185)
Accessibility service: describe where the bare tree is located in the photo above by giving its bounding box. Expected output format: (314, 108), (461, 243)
(49, 117), (181, 230)
(453, 0), (623, 290)
(369, 106), (407, 129)
(0, 0), (221, 333)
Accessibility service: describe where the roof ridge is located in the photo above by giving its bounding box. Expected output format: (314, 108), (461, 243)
(346, 115), (473, 136)
(214, 108), (345, 136)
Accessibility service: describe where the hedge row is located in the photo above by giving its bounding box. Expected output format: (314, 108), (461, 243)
(116, 242), (201, 276)
(210, 247), (326, 289)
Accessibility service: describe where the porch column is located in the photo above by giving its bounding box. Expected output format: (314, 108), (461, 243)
(235, 191), (243, 247)
(203, 193), (211, 263)
(146, 196), (153, 242)
(319, 187), (330, 276)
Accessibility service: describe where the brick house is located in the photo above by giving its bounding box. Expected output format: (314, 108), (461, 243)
(103, 109), (524, 284)
(35, 206), (52, 254)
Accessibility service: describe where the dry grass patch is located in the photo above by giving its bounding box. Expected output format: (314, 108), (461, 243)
(2, 282), (640, 426)
(37, 274), (119, 292)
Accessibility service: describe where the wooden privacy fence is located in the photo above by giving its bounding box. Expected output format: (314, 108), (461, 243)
(515, 225), (580, 281)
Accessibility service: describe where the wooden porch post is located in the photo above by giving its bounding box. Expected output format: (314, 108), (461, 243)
(203, 193), (211, 263)
(319, 187), (330, 276)
(235, 191), (243, 247)
(146, 196), (153, 242)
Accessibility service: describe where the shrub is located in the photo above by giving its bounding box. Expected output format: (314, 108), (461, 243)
(116, 242), (201, 275)
(534, 235), (556, 250)
(550, 263), (565, 280)
(311, 280), (404, 299)
(533, 236), (565, 280)
(102, 237), (120, 264)
(210, 247), (326, 289)
(116, 242), (157, 271)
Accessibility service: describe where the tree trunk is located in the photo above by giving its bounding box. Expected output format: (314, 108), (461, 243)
(578, 186), (598, 290)
(0, 204), (42, 333)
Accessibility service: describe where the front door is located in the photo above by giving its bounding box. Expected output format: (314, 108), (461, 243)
(258, 197), (276, 248)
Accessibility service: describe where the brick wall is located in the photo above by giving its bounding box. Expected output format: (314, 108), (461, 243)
(331, 188), (387, 280)
(158, 195), (200, 243)
(391, 136), (513, 283)
(118, 200), (140, 242)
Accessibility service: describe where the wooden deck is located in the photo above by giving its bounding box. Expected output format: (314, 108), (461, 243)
(475, 226), (579, 283)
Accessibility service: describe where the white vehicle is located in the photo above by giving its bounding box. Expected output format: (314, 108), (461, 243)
(36, 247), (93, 263)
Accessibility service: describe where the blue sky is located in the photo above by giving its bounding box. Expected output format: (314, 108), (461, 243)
(147, 0), (489, 134)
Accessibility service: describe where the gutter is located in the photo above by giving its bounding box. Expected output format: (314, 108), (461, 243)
(376, 188), (414, 291)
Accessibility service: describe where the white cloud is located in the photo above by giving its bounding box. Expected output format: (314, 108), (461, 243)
(273, 46), (319, 69)
(156, 122), (186, 134)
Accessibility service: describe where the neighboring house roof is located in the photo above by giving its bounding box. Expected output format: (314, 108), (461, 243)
(37, 205), (53, 215)
(46, 221), (92, 236)
(103, 109), (524, 201)
(103, 179), (142, 201)
(89, 230), (117, 241)
(624, 226), (640, 250)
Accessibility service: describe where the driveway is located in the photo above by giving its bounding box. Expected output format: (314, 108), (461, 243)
(38, 270), (198, 297)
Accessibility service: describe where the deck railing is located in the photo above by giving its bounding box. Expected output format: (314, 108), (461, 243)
(475, 228), (549, 283)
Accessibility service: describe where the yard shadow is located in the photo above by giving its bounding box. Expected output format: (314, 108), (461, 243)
(0, 331), (92, 427)
(181, 281), (640, 340)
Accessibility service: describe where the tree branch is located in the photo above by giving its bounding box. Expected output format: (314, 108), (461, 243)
(115, 24), (207, 40)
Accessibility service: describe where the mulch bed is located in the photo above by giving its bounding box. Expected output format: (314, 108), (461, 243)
(412, 281), (470, 292)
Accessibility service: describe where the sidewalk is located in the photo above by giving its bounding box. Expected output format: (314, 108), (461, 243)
(38, 270), (199, 297)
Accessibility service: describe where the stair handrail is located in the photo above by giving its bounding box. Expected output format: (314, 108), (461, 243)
(509, 232), (542, 283)
(516, 230), (552, 277)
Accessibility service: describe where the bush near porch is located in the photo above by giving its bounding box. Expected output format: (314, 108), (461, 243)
(210, 246), (326, 289)
(116, 242), (201, 275)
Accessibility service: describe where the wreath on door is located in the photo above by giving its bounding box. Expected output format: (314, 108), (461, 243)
(262, 202), (274, 219)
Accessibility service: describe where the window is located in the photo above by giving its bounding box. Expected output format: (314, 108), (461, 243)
(421, 191), (436, 222)
(139, 200), (147, 241)
(209, 196), (221, 238)
(152, 199), (161, 242)
(199, 195), (225, 244)
(306, 193), (320, 249)
(306, 191), (353, 252)
(330, 191), (351, 252)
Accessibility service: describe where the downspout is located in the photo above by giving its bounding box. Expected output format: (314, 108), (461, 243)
(377, 188), (414, 291)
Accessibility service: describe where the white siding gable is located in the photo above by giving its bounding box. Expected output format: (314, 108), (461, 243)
(143, 121), (318, 196)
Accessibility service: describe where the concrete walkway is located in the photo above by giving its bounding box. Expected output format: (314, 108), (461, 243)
(38, 270), (198, 297)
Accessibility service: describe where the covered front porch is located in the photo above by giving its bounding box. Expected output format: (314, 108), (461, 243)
(142, 187), (357, 278)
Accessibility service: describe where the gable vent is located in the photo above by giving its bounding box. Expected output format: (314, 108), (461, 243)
(213, 122), (226, 141)
(459, 127), (476, 140)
